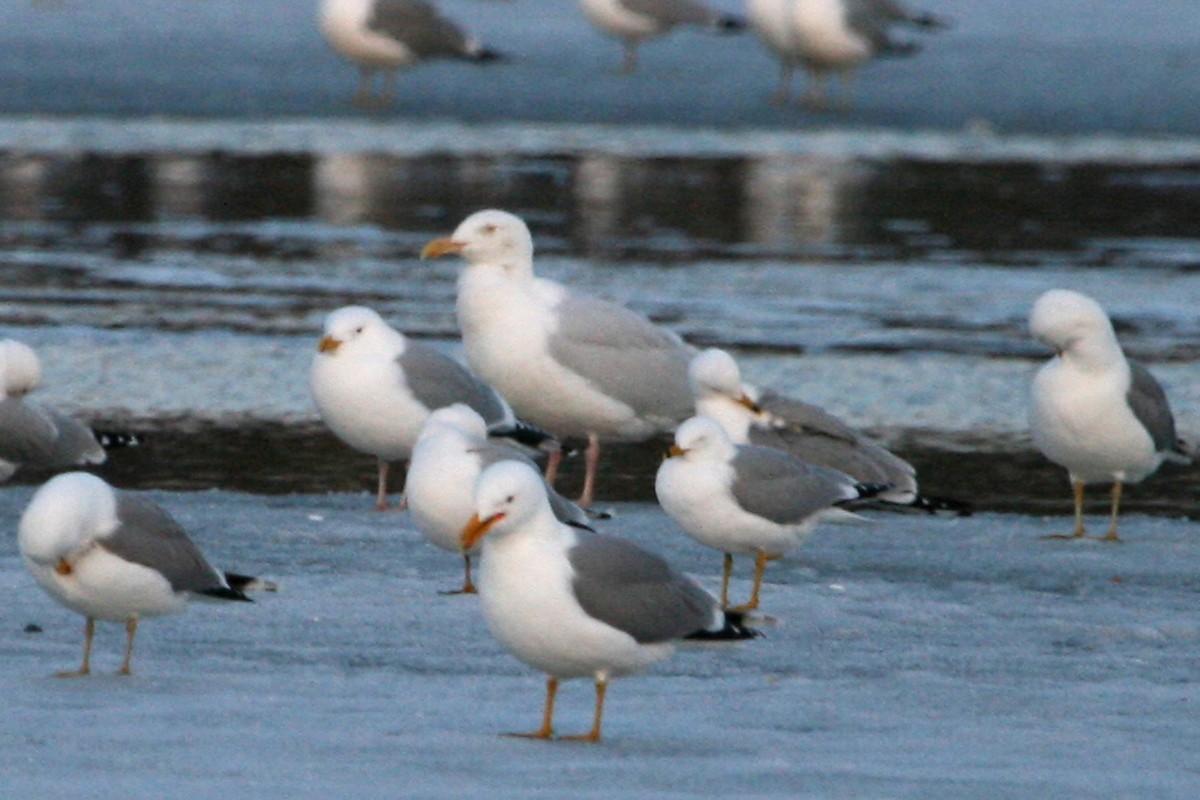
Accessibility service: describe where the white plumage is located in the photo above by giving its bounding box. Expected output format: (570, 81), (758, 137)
(1029, 289), (1189, 541)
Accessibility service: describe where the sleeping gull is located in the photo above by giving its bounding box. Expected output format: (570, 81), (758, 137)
(746, 0), (949, 107)
(461, 460), (757, 741)
(689, 347), (968, 514)
(319, 0), (502, 106)
(405, 403), (592, 594)
(0, 339), (109, 481)
(421, 209), (696, 507)
(579, 0), (746, 73)
(310, 305), (555, 511)
(1029, 289), (1191, 542)
(656, 416), (888, 611)
(18, 472), (270, 677)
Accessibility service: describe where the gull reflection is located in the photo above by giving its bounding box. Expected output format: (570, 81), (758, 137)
(741, 155), (870, 249)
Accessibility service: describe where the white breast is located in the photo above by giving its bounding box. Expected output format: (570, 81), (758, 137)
(24, 546), (187, 623)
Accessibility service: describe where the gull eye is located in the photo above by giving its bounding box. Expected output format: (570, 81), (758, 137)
(483, 224), (497, 234)
(505, 494), (515, 504)
(354, 326), (364, 334)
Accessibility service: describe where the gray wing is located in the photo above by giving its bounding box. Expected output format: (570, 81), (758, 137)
(730, 445), (856, 525)
(620, 0), (720, 25)
(1127, 361), (1178, 453)
(474, 441), (591, 527)
(569, 531), (714, 644)
(368, 0), (474, 59)
(752, 391), (916, 490)
(0, 399), (60, 465)
(547, 293), (696, 423)
(0, 400), (105, 469)
(101, 493), (227, 594)
(399, 341), (510, 427)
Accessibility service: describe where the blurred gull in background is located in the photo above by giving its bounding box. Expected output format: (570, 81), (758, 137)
(579, 0), (746, 72)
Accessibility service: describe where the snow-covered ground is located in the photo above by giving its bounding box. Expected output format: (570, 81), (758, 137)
(3, 487), (1197, 798)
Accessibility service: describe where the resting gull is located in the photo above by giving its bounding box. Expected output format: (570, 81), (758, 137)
(319, 0), (502, 106)
(461, 460), (756, 741)
(1029, 289), (1191, 542)
(421, 209), (696, 508)
(689, 347), (967, 514)
(746, 0), (949, 107)
(579, 0), (746, 73)
(656, 416), (888, 611)
(0, 339), (110, 481)
(18, 472), (271, 677)
(405, 403), (592, 594)
(310, 305), (555, 511)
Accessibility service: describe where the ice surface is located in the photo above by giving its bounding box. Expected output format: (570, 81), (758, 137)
(3, 487), (1198, 798)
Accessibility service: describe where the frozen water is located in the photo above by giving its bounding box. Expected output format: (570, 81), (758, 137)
(2, 488), (1198, 798)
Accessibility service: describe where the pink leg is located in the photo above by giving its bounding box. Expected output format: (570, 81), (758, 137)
(544, 448), (563, 487)
(374, 459), (390, 511)
(577, 433), (601, 508)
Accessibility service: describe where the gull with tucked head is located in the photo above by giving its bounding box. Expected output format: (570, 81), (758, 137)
(18, 472), (270, 677)
(1029, 289), (1191, 542)
(461, 460), (756, 742)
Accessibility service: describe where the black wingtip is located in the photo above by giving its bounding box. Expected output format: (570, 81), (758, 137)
(912, 12), (952, 30)
(488, 421), (561, 454)
(200, 586), (253, 603)
(471, 47), (504, 63)
(716, 15), (746, 33)
(224, 571), (279, 593)
(686, 610), (761, 641)
(95, 431), (142, 450)
(853, 482), (895, 501)
(909, 494), (974, 517)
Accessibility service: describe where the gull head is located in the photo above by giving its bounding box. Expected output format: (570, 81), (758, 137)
(417, 403), (489, 445)
(688, 348), (760, 412)
(667, 416), (738, 462)
(1029, 289), (1116, 355)
(0, 339), (44, 398)
(460, 461), (549, 551)
(421, 209), (535, 274)
(316, 305), (404, 357)
(18, 472), (119, 568)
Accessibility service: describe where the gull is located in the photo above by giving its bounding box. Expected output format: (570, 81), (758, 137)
(0, 339), (108, 481)
(461, 460), (757, 741)
(656, 416), (889, 611)
(421, 209), (696, 508)
(17, 472), (270, 677)
(318, 0), (502, 107)
(310, 305), (555, 511)
(689, 348), (967, 514)
(405, 403), (592, 594)
(579, 0), (746, 73)
(746, 0), (949, 107)
(1029, 289), (1191, 542)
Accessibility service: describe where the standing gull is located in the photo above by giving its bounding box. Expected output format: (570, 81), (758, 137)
(1029, 289), (1191, 542)
(18, 472), (269, 677)
(689, 347), (967, 513)
(746, 0), (949, 107)
(421, 209), (696, 507)
(310, 305), (554, 511)
(656, 416), (888, 611)
(0, 339), (108, 481)
(319, 0), (502, 106)
(461, 460), (756, 742)
(405, 403), (592, 594)
(579, 0), (746, 73)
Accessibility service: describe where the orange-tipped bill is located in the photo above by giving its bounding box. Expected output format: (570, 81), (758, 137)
(461, 512), (505, 552)
(317, 335), (341, 353)
(737, 393), (763, 415)
(420, 237), (466, 260)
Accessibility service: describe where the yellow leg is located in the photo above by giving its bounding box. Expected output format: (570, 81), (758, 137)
(1043, 479), (1088, 540)
(562, 678), (607, 743)
(57, 616), (95, 678)
(506, 677), (557, 740)
(1099, 481), (1124, 543)
(117, 617), (138, 676)
(731, 551), (781, 612)
(719, 553), (734, 610)
(440, 555), (478, 595)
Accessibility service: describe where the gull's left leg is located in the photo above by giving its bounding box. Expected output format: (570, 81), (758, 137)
(562, 677), (608, 743)
(1099, 480), (1125, 543)
(577, 433), (601, 508)
(117, 617), (138, 676)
